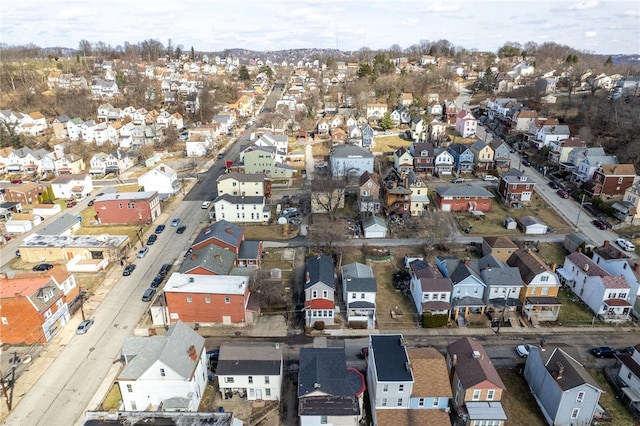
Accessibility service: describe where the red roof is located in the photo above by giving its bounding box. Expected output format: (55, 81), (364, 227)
(304, 299), (335, 309)
(604, 299), (631, 307)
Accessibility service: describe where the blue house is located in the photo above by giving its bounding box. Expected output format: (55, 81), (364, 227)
(524, 346), (604, 426)
(436, 257), (487, 322)
(448, 143), (475, 174)
(360, 123), (374, 148)
(406, 347), (452, 415)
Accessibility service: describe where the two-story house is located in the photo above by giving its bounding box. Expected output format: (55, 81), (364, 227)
(117, 321), (208, 412)
(405, 347), (453, 423)
(445, 337), (507, 426)
(330, 144), (374, 178)
(583, 163), (636, 198)
(410, 178), (429, 216)
(533, 124), (570, 150)
(436, 258), (487, 322)
(591, 240), (640, 317)
(478, 255), (524, 320)
(510, 109), (537, 134)
(358, 171), (381, 216)
(524, 346), (604, 426)
(469, 140), (494, 172)
(216, 172), (270, 198)
(481, 236), (519, 262)
(507, 248), (562, 324)
(50, 173), (94, 200)
(455, 110), (477, 138)
(560, 251), (632, 322)
(409, 142), (435, 175)
(410, 116), (426, 141)
(548, 136), (587, 164)
(298, 347), (366, 426)
(394, 148), (414, 174)
(212, 194), (271, 223)
(614, 344), (640, 414)
(408, 259), (453, 317)
(570, 148), (618, 184)
(138, 164), (181, 197)
(366, 103), (388, 120)
(448, 144), (475, 174)
(382, 169), (412, 218)
(304, 254), (336, 327)
(433, 147), (455, 177)
(497, 168), (535, 207)
(341, 262), (377, 328)
(215, 343), (283, 401)
(94, 191), (161, 225)
(360, 123), (375, 148)
(429, 118), (447, 143)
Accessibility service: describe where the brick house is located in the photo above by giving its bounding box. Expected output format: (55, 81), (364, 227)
(497, 168), (536, 207)
(0, 267), (80, 344)
(163, 273), (258, 325)
(93, 191), (161, 225)
(583, 164), (636, 198)
(409, 142), (435, 175)
(434, 185), (495, 212)
(4, 182), (43, 205)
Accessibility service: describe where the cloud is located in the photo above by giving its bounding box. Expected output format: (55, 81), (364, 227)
(585, 31), (597, 37)
(623, 9), (640, 16)
(426, 1), (462, 13)
(569, 0), (600, 10)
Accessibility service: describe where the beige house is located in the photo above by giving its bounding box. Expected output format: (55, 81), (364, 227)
(410, 178), (429, 217)
(216, 172), (269, 197)
(470, 140), (495, 171)
(481, 236), (519, 262)
(18, 234), (130, 265)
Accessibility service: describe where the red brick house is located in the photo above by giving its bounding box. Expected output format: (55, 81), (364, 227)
(163, 273), (258, 325)
(409, 142), (435, 174)
(93, 191), (161, 225)
(4, 182), (43, 205)
(434, 185), (495, 212)
(331, 127), (346, 144)
(0, 267), (79, 344)
(497, 168), (536, 207)
(583, 164), (636, 198)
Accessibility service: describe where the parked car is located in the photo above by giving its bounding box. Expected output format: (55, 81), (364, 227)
(66, 201), (77, 208)
(137, 247), (149, 258)
(76, 319), (94, 335)
(141, 288), (156, 302)
(548, 181), (560, 189)
(522, 160), (531, 167)
(483, 175), (498, 182)
(615, 238), (635, 252)
(615, 346), (635, 355)
(556, 189), (570, 199)
(592, 219), (608, 230)
(155, 224), (166, 234)
(87, 199), (96, 206)
(150, 275), (164, 288)
(15, 249), (20, 257)
(591, 346), (616, 358)
(176, 225), (187, 234)
(201, 201), (211, 209)
(147, 234), (158, 245)
(516, 344), (534, 358)
(123, 264), (136, 276)
(452, 177), (465, 183)
(10, 179), (22, 184)
(217, 152), (224, 159)
(171, 218), (181, 227)
(159, 263), (172, 277)
(32, 263), (54, 271)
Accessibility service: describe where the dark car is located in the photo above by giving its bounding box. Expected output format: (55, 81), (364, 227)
(10, 179), (22, 184)
(591, 346), (615, 358)
(147, 234), (158, 245)
(556, 189), (569, 199)
(87, 199), (96, 206)
(176, 225), (187, 234)
(150, 275), (164, 288)
(155, 224), (166, 234)
(548, 181), (560, 189)
(15, 249), (20, 257)
(123, 264), (136, 276)
(32, 263), (54, 271)
(522, 160), (531, 167)
(592, 219), (607, 230)
(141, 288), (156, 302)
(159, 263), (172, 277)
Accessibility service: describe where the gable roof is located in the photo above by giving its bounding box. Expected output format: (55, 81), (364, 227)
(305, 254), (334, 289)
(215, 343), (282, 376)
(541, 347), (603, 392)
(483, 236), (518, 249)
(119, 321), (204, 381)
(298, 348), (365, 398)
(407, 347), (453, 398)
(179, 244), (236, 275)
(435, 185), (495, 198)
(446, 337), (505, 390)
(507, 249), (552, 283)
(191, 220), (243, 249)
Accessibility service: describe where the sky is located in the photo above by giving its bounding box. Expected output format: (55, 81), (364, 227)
(1, 0), (639, 55)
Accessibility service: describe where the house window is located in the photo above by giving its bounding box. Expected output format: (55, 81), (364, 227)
(44, 309), (52, 319)
(383, 384), (388, 392)
(540, 275), (549, 282)
(225, 297), (230, 304)
(352, 293), (356, 299)
(312, 290), (317, 298)
(126, 384), (133, 392)
(160, 368), (165, 377)
(265, 376), (270, 384)
(576, 391), (585, 402)
(381, 398), (387, 406)
(472, 389), (481, 400)
(322, 290), (328, 298)
(265, 388), (271, 397)
(571, 408), (580, 419)
(205, 297), (211, 303)
(56, 299), (63, 308)
(248, 376), (253, 384)
(433, 397), (439, 407)
(320, 416), (327, 424)
(361, 293), (365, 299)
(224, 377), (234, 383)
(399, 384), (404, 392)
(1, 317), (7, 325)
(131, 401), (137, 410)
(418, 398), (425, 407)
(397, 398), (403, 406)
(186, 296), (192, 303)
(487, 389), (495, 400)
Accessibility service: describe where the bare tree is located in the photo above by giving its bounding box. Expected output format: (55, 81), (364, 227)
(310, 178), (346, 221)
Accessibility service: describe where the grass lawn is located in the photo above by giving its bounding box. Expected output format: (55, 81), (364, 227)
(371, 258), (419, 329)
(557, 288), (598, 325)
(242, 223), (299, 241)
(113, 184), (141, 192)
(535, 242), (568, 267)
(99, 383), (122, 411)
(588, 368), (636, 426)
(370, 135), (411, 153)
(312, 140), (330, 158)
(497, 367), (547, 426)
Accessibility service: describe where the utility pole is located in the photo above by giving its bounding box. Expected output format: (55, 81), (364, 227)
(1, 367), (10, 411)
(495, 288), (512, 334)
(575, 194), (591, 227)
(79, 288), (86, 321)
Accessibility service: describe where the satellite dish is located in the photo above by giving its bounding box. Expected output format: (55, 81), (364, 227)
(277, 217), (287, 225)
(187, 392), (194, 399)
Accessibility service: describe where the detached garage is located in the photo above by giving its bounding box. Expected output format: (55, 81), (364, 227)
(363, 216), (388, 239)
(518, 215), (548, 235)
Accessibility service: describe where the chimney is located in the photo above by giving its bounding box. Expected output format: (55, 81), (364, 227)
(305, 272), (310, 284)
(314, 383), (321, 389)
(551, 263), (557, 273)
(472, 350), (481, 359)
(464, 258), (470, 266)
(452, 354), (457, 365)
(552, 362), (565, 380)
(583, 264), (589, 272)
(633, 263), (640, 272)
(603, 240), (610, 248)
(188, 345), (197, 361)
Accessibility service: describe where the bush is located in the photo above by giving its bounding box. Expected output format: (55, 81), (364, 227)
(422, 312), (449, 328)
(349, 321), (368, 329)
(313, 321), (325, 330)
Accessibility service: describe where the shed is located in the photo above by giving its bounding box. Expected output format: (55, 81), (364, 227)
(363, 216), (387, 239)
(518, 215), (548, 235)
(563, 232), (596, 253)
(503, 217), (517, 230)
(5, 219), (33, 234)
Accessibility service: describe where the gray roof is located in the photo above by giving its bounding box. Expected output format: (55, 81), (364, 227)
(216, 172), (267, 183)
(478, 256), (523, 289)
(540, 347), (603, 392)
(330, 144), (374, 159)
(344, 277), (377, 293)
(341, 262), (373, 279)
(238, 240), (261, 260)
(466, 402), (507, 421)
(179, 245), (236, 275)
(519, 215), (546, 227)
(363, 215), (387, 230)
(215, 344), (282, 376)
(435, 185), (495, 198)
(298, 348), (365, 398)
(96, 191), (157, 202)
(191, 220), (243, 249)
(20, 234), (128, 249)
(118, 321), (205, 381)
(370, 335), (413, 382)
(36, 213), (80, 236)
(305, 254), (334, 290)
(213, 194), (264, 205)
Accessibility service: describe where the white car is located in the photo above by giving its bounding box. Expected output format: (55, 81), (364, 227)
(516, 344), (534, 358)
(483, 175), (498, 181)
(615, 238), (635, 252)
(201, 201), (211, 209)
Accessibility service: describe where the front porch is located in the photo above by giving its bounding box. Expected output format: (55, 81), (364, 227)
(523, 296), (562, 324)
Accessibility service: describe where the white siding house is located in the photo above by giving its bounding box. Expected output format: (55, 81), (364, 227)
(138, 164), (181, 197)
(212, 194), (270, 223)
(341, 262), (377, 328)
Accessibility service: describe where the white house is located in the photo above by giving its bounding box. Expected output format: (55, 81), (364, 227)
(455, 110), (477, 138)
(117, 321), (208, 412)
(341, 262), (377, 328)
(50, 173), (94, 199)
(215, 343), (283, 401)
(216, 173), (267, 197)
(559, 251), (632, 322)
(591, 242), (640, 317)
(330, 144), (374, 178)
(212, 194), (270, 223)
(138, 164), (181, 197)
(615, 344), (640, 413)
(304, 254), (336, 327)
(408, 260), (453, 317)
